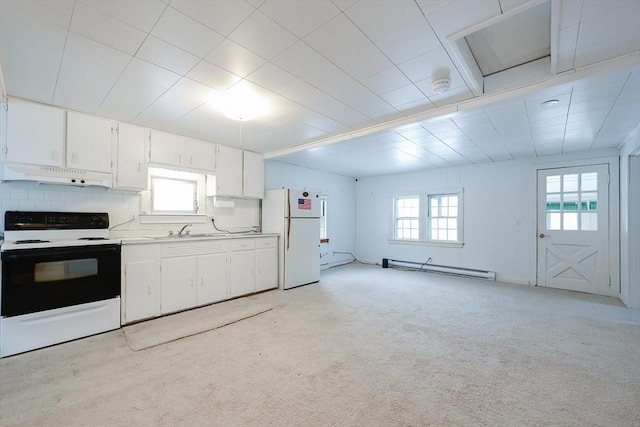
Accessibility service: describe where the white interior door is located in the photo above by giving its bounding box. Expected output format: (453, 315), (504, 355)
(537, 164), (610, 295)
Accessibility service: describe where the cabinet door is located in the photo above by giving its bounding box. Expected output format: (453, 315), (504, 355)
(161, 256), (198, 314)
(243, 151), (264, 198)
(186, 138), (216, 173)
(197, 253), (228, 305)
(215, 144), (243, 197)
(255, 248), (277, 292)
(124, 260), (161, 324)
(66, 111), (114, 173)
(5, 99), (64, 166)
(115, 123), (148, 190)
(229, 250), (255, 298)
(149, 131), (185, 167)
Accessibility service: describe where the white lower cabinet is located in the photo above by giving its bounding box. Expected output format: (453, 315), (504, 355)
(161, 256), (198, 315)
(256, 238), (278, 292)
(121, 237), (276, 325)
(229, 239), (256, 298)
(122, 245), (162, 325)
(197, 252), (228, 305)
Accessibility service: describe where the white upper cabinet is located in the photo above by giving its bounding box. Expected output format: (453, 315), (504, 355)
(4, 99), (65, 166)
(66, 111), (114, 173)
(149, 131), (216, 173)
(215, 144), (243, 197)
(149, 130), (184, 167)
(114, 123), (148, 191)
(185, 137), (216, 172)
(243, 150), (264, 199)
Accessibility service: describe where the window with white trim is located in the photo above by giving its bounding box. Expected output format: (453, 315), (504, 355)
(394, 196), (420, 240)
(142, 167), (205, 215)
(392, 191), (463, 245)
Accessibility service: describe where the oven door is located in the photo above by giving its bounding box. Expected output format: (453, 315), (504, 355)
(1, 244), (121, 317)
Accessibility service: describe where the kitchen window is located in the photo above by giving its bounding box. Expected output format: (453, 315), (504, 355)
(141, 167), (205, 215)
(391, 190), (464, 247)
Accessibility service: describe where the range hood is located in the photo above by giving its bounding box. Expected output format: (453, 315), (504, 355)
(1, 163), (113, 187)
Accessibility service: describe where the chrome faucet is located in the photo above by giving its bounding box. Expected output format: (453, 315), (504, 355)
(178, 224), (192, 237)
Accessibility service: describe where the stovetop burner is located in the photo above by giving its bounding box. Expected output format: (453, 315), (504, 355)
(15, 239), (51, 244)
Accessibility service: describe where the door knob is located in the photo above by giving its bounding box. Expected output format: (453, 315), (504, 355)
(539, 233), (549, 238)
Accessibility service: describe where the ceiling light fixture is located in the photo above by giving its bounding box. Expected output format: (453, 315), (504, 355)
(541, 99), (560, 107)
(209, 83), (270, 122)
(432, 78), (451, 93)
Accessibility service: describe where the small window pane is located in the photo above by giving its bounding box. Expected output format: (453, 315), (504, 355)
(563, 212), (578, 230)
(581, 172), (597, 191)
(448, 195), (458, 207)
(581, 192), (597, 211)
(447, 218), (456, 229)
(449, 230), (458, 241)
(152, 178), (196, 212)
(581, 213), (598, 231)
(547, 175), (561, 193)
(547, 212), (561, 230)
(563, 174), (578, 192)
(563, 193), (579, 211)
(438, 230), (447, 240)
(546, 194), (561, 211)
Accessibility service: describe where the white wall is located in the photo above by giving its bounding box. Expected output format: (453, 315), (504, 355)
(619, 126), (640, 309)
(264, 160), (356, 268)
(355, 151), (620, 288)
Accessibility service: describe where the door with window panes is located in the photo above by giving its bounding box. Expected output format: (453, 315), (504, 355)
(537, 165), (610, 295)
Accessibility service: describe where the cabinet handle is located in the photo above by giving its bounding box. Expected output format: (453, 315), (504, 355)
(137, 162), (141, 172)
(147, 285), (151, 296)
(190, 278), (194, 287)
(71, 153), (78, 164)
(52, 150), (59, 162)
(190, 156), (193, 165)
(200, 277), (203, 287)
(179, 154), (182, 164)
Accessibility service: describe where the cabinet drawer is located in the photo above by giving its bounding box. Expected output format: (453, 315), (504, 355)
(230, 239), (255, 251)
(255, 237), (277, 249)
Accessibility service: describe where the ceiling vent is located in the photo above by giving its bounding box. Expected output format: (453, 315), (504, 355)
(448, 0), (558, 94)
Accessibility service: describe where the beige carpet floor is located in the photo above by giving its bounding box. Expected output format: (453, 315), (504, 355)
(1, 263), (639, 426)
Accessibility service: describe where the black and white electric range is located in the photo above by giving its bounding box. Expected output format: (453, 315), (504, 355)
(1, 211), (121, 357)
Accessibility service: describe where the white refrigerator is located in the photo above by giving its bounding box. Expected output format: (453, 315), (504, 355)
(261, 189), (321, 290)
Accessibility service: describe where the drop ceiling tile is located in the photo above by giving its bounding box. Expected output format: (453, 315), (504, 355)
(136, 35), (200, 75)
(378, 84), (425, 109)
(70, 3), (146, 55)
(170, 0), (255, 36)
(569, 96), (618, 114)
(332, 44), (394, 80)
(398, 47), (456, 83)
(0, 6), (67, 102)
(304, 13), (370, 59)
(375, 20), (442, 64)
(2, 0), (73, 29)
(206, 39), (267, 77)
(580, 0), (635, 21)
(228, 10), (297, 60)
(258, 0), (340, 38)
(80, 0), (166, 33)
(423, 0), (501, 39)
(360, 67), (412, 95)
(344, 0), (423, 41)
(53, 33), (132, 112)
(574, 29), (640, 69)
(429, 87), (474, 108)
(97, 58), (181, 120)
(187, 61), (242, 91)
(154, 77), (218, 114)
(151, 7), (224, 57)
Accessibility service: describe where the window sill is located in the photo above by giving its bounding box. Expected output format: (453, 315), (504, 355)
(388, 239), (464, 248)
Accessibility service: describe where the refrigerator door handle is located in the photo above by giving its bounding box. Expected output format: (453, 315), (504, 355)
(286, 216), (291, 250)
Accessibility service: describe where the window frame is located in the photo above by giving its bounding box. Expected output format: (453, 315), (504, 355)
(390, 189), (464, 248)
(141, 167), (206, 218)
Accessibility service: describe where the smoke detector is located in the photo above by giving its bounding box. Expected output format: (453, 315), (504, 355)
(432, 78), (451, 93)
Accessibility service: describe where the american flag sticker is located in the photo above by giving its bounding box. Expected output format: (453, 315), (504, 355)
(298, 198), (311, 210)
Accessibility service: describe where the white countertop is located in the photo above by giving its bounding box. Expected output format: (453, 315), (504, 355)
(119, 233), (279, 245)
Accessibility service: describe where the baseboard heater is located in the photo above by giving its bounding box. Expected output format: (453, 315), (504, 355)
(382, 258), (496, 281)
